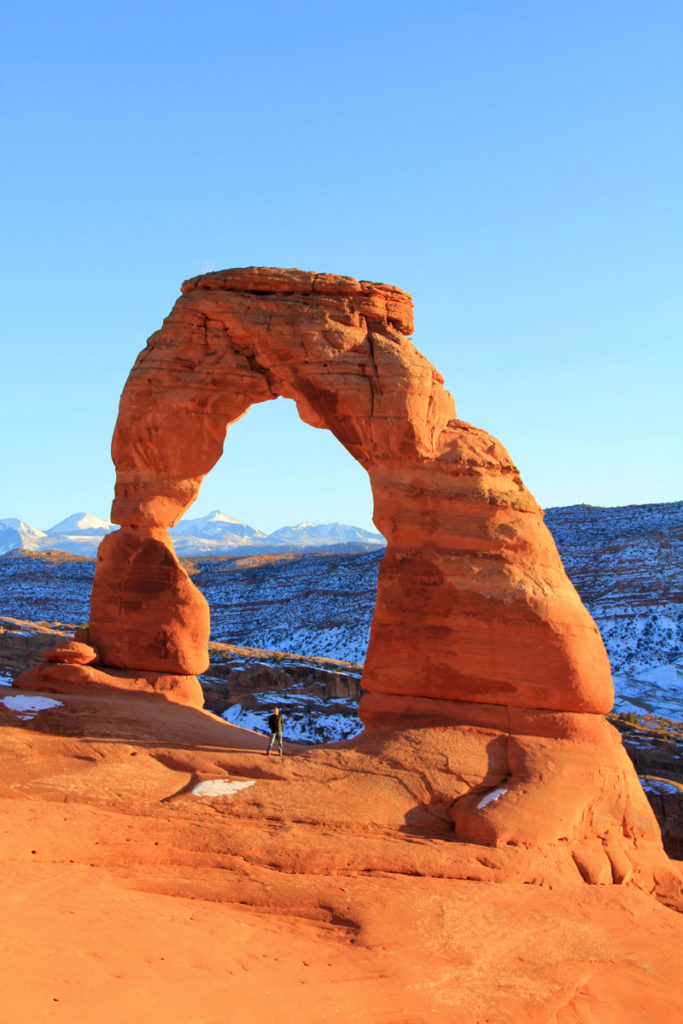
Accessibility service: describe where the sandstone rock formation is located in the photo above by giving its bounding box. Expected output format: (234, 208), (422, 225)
(100, 267), (613, 715)
(89, 528), (209, 675)
(41, 639), (100, 666)
(14, 660), (204, 708)
(12, 267), (680, 904)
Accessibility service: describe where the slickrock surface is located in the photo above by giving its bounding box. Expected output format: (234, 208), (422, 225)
(14, 660), (205, 708)
(1, 690), (682, 1023)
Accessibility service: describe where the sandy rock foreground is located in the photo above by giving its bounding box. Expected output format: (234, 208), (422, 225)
(1, 689), (681, 1023)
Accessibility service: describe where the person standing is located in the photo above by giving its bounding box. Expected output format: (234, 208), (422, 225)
(266, 707), (284, 756)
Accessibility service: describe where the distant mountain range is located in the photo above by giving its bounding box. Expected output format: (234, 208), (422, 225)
(0, 510), (387, 558)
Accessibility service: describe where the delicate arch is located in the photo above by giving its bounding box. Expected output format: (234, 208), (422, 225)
(89, 267), (613, 716)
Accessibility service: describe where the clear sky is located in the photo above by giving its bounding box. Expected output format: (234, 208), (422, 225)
(1, 0), (681, 534)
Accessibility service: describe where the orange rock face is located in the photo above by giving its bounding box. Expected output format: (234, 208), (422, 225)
(99, 266), (612, 716)
(41, 639), (100, 666)
(89, 528), (209, 676)
(13, 661), (204, 708)
(362, 693), (672, 879)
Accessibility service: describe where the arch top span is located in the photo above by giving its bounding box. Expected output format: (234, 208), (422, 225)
(96, 266), (613, 718)
(111, 266), (453, 531)
(180, 266), (415, 336)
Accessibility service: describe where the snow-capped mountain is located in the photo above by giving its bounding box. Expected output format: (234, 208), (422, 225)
(169, 510), (266, 554)
(0, 513), (116, 557)
(171, 510), (265, 539)
(263, 521), (385, 548)
(0, 519), (47, 555)
(43, 512), (117, 556)
(0, 510), (386, 557)
(170, 515), (385, 555)
(47, 513), (114, 536)
(168, 512), (385, 555)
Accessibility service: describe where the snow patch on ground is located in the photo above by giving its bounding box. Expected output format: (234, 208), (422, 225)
(477, 787), (508, 810)
(192, 778), (256, 797)
(0, 674), (13, 687)
(1, 694), (63, 720)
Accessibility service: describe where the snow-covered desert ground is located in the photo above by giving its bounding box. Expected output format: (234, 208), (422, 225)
(222, 691), (364, 744)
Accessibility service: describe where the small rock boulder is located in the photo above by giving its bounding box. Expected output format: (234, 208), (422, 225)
(41, 640), (101, 666)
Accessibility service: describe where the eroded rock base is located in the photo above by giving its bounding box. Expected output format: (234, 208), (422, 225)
(13, 661), (204, 709)
(1, 689), (681, 1023)
(359, 694), (681, 907)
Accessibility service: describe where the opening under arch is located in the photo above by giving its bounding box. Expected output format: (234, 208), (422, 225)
(172, 396), (386, 744)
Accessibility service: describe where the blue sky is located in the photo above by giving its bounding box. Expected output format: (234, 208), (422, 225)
(1, 0), (681, 533)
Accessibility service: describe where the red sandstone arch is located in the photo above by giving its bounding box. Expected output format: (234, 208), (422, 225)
(87, 267), (612, 718)
(17, 267), (682, 894)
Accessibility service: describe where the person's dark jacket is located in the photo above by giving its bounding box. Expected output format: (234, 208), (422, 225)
(268, 713), (284, 734)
